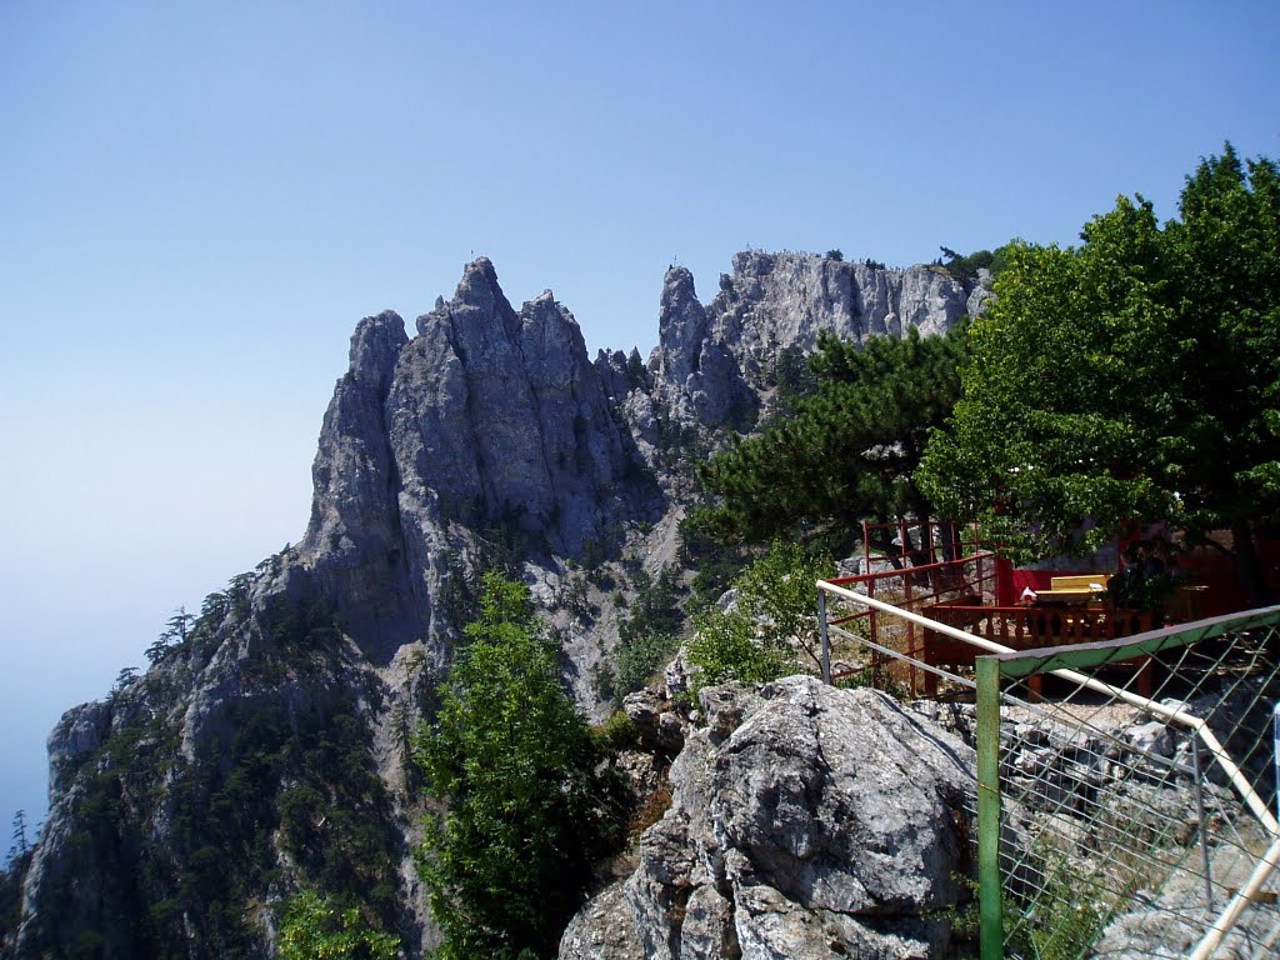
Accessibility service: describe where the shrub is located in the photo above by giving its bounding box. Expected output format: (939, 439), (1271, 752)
(278, 890), (398, 960)
(415, 573), (626, 960)
(685, 541), (833, 695)
(595, 710), (639, 752)
(615, 629), (680, 697)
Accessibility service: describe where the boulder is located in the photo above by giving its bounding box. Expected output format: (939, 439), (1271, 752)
(562, 676), (977, 959)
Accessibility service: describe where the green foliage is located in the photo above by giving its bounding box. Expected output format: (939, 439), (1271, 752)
(1, 846), (31, 942)
(937, 244), (1016, 283)
(8, 809), (29, 861)
(824, 248), (844, 261)
(1004, 848), (1135, 960)
(696, 325), (969, 550)
(596, 563), (688, 703)
(687, 604), (790, 693)
(110, 666), (139, 700)
(278, 890), (399, 960)
(145, 608), (194, 664)
(614, 628), (681, 697)
(920, 145), (1280, 601)
(415, 572), (625, 960)
(765, 345), (819, 423)
(686, 541), (833, 694)
(625, 347), (646, 384)
(595, 710), (639, 752)
(678, 511), (750, 613)
(617, 565), (684, 648)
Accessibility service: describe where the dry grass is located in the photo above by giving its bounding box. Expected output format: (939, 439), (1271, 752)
(628, 777), (673, 841)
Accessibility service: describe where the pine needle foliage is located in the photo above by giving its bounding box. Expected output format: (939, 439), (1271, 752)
(695, 325), (969, 551)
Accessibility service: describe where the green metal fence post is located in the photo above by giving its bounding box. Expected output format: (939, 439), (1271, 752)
(977, 654), (1004, 960)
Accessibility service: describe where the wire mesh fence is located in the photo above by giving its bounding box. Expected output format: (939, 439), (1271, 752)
(980, 610), (1280, 960)
(818, 572), (1280, 959)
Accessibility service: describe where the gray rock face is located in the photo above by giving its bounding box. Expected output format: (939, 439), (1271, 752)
(398, 261), (654, 558)
(563, 677), (977, 959)
(298, 309), (417, 659)
(649, 251), (982, 428)
(46, 701), (113, 797)
(297, 259), (662, 663)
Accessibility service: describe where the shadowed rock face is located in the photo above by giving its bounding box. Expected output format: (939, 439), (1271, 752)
(297, 309), (417, 659)
(561, 677), (978, 960)
(11, 253), (985, 960)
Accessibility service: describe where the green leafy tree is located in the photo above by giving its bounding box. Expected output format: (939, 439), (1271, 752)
(695, 325), (969, 551)
(415, 573), (624, 960)
(920, 145), (1280, 603)
(687, 541), (833, 693)
(278, 890), (399, 960)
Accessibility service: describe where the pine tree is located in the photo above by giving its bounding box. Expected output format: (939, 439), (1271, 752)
(9, 809), (27, 861)
(695, 325), (969, 549)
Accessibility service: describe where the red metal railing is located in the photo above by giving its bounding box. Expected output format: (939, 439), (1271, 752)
(919, 603), (1155, 696)
(824, 548), (1000, 694)
(820, 532), (1155, 696)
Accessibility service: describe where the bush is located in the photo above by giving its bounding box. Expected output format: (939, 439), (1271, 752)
(595, 711), (639, 752)
(278, 890), (398, 960)
(685, 541), (833, 695)
(615, 629), (680, 697)
(686, 607), (790, 693)
(415, 573), (626, 960)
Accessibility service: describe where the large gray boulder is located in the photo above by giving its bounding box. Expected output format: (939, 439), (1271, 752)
(561, 676), (977, 959)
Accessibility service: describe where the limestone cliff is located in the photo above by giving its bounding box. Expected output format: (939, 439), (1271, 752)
(649, 251), (974, 430)
(5, 252), (987, 959)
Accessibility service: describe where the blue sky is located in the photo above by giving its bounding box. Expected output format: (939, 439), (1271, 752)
(2, 0), (1278, 836)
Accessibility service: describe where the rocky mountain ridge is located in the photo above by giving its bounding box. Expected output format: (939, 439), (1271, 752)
(5, 251), (986, 958)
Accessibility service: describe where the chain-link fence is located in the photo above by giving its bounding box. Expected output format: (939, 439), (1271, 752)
(818, 574), (1280, 959)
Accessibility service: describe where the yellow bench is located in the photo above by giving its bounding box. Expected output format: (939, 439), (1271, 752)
(1031, 574), (1112, 604)
(1049, 574), (1111, 592)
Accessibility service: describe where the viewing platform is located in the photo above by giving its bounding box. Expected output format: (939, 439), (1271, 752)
(817, 521), (1198, 699)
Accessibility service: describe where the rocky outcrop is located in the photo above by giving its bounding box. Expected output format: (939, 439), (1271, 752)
(396, 261), (657, 560)
(562, 677), (978, 959)
(649, 251), (980, 429)
(46, 701), (113, 797)
(295, 309), (418, 659)
(293, 258), (663, 664)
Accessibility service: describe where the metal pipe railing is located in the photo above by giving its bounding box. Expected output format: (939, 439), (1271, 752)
(818, 581), (1280, 959)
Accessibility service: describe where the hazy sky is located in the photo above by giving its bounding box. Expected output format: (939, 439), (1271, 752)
(2, 0), (1278, 834)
